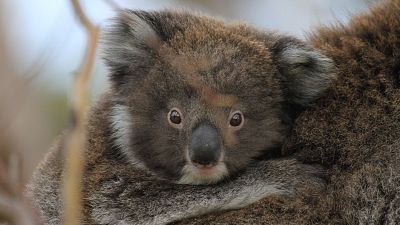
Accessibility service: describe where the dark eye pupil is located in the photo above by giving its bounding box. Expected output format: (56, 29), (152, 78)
(170, 110), (181, 124)
(230, 113), (242, 126)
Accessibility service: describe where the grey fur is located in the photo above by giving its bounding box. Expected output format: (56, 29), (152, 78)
(26, 140), (64, 225)
(110, 104), (146, 169)
(89, 159), (323, 225)
(340, 142), (400, 224)
(100, 10), (160, 69)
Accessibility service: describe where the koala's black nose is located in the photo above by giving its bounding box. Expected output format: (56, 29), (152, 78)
(189, 125), (221, 166)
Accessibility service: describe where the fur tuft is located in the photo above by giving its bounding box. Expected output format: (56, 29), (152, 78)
(110, 104), (146, 168)
(100, 10), (161, 85)
(272, 38), (336, 105)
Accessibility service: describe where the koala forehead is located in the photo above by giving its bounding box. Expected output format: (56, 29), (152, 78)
(152, 34), (282, 113)
(130, 53), (281, 118)
(167, 21), (272, 63)
(167, 24), (278, 86)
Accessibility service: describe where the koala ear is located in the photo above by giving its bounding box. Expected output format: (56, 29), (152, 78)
(271, 37), (336, 106)
(101, 10), (162, 85)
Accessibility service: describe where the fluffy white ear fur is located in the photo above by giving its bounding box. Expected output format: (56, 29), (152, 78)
(275, 41), (336, 105)
(110, 104), (146, 169)
(101, 10), (160, 69)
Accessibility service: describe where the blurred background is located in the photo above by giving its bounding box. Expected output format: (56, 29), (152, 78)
(0, 0), (374, 183)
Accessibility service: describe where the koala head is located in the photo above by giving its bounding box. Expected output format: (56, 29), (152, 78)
(102, 10), (335, 185)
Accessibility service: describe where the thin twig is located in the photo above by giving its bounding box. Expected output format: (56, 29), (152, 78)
(70, 0), (96, 32)
(62, 1), (99, 225)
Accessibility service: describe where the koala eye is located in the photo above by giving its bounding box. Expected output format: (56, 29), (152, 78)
(168, 108), (183, 127)
(229, 111), (244, 128)
(170, 110), (181, 124)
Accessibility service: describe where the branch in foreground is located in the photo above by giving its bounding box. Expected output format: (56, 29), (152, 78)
(62, 1), (99, 225)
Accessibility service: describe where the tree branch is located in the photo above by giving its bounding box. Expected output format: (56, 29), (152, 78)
(62, 1), (99, 225)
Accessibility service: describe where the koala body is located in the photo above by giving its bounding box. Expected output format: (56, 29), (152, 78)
(28, 8), (335, 225)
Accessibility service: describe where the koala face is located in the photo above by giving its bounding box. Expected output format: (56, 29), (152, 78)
(103, 10), (335, 184)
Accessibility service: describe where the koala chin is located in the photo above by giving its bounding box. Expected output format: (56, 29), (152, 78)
(102, 10), (335, 185)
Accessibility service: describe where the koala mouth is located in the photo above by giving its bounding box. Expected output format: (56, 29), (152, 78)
(192, 159), (225, 174)
(192, 162), (218, 170)
(177, 161), (228, 185)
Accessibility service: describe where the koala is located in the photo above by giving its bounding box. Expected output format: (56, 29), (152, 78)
(27, 8), (335, 225)
(102, 10), (335, 185)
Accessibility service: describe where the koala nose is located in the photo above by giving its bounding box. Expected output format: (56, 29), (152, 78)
(189, 125), (221, 166)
